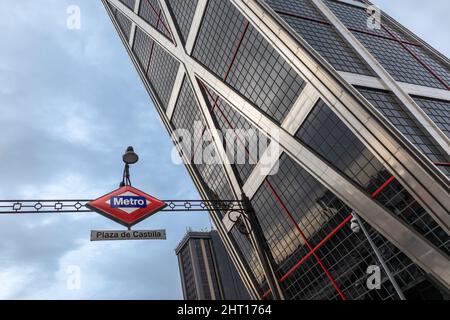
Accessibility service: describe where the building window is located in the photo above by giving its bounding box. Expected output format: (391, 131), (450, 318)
(265, 0), (374, 75)
(413, 96), (450, 139)
(118, 0), (135, 10)
(200, 83), (270, 184)
(167, 0), (198, 44)
(295, 99), (450, 255)
(147, 42), (180, 110)
(171, 78), (235, 216)
(358, 88), (450, 175)
(132, 27), (180, 110)
(139, 0), (172, 39)
(193, 0), (305, 124)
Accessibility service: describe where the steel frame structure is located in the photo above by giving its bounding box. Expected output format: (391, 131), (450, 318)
(96, 0), (450, 299)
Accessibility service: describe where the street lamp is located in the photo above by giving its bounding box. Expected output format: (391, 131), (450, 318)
(123, 146), (139, 165)
(121, 146), (139, 187)
(351, 212), (406, 300)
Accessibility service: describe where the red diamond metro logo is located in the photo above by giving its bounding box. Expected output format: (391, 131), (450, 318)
(86, 186), (167, 228)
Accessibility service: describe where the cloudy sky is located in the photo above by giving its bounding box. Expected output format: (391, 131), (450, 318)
(0, 0), (449, 300)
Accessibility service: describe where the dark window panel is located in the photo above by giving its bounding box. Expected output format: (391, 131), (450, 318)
(193, 0), (305, 124)
(316, 216), (429, 300)
(361, 221), (427, 294)
(229, 228), (268, 295)
(105, 0), (116, 12)
(118, 0), (135, 10)
(355, 34), (445, 89)
(373, 175), (450, 256)
(407, 45), (450, 88)
(200, 83), (270, 184)
(280, 14), (374, 75)
(358, 88), (450, 169)
(324, 0), (416, 43)
(296, 99), (389, 190)
(167, 0), (198, 44)
(265, 0), (374, 75)
(139, 0), (173, 39)
(282, 257), (334, 300)
(252, 178), (311, 272)
(105, 1), (130, 41)
(147, 42), (180, 110)
(132, 27), (180, 110)
(227, 26), (305, 124)
(170, 78), (235, 215)
(295, 99), (450, 254)
(324, 0), (449, 89)
(132, 27), (153, 71)
(116, 10), (133, 40)
(314, 224), (399, 300)
(192, 0), (245, 77)
(325, 0), (390, 37)
(180, 246), (198, 300)
(265, 0), (325, 20)
(171, 77), (204, 155)
(413, 97), (450, 139)
(252, 154), (354, 299)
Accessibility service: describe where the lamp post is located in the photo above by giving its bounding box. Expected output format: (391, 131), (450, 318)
(120, 146), (139, 187)
(351, 212), (406, 300)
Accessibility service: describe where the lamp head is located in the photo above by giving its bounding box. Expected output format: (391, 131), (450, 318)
(122, 146), (139, 165)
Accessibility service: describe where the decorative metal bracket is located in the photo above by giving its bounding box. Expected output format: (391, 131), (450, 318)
(0, 199), (247, 215)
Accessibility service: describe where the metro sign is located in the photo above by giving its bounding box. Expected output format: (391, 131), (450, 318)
(86, 186), (167, 228)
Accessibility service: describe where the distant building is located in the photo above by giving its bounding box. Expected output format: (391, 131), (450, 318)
(175, 230), (250, 300)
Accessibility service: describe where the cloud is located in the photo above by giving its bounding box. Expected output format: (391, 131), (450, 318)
(0, 0), (208, 299)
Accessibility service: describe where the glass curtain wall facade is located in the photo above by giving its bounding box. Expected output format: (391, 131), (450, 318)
(102, 0), (450, 300)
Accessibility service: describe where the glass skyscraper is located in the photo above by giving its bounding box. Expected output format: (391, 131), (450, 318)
(102, 0), (450, 300)
(175, 230), (250, 300)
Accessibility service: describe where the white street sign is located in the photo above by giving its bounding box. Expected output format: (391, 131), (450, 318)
(91, 230), (166, 241)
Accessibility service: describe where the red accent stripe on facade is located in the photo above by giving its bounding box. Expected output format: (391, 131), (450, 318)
(143, 0), (172, 36)
(224, 22), (250, 81)
(189, 20), (251, 162)
(259, 214), (353, 300)
(274, 10), (421, 47)
(209, 20), (250, 115)
(380, 24), (450, 91)
(279, 214), (353, 282)
(260, 170), (403, 300)
(275, 10), (330, 26)
(145, 10), (161, 73)
(370, 175), (396, 199)
(435, 162), (450, 167)
(263, 180), (347, 300)
(346, 27), (419, 47)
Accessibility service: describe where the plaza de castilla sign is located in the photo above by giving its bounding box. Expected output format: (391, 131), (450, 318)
(86, 185), (167, 241)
